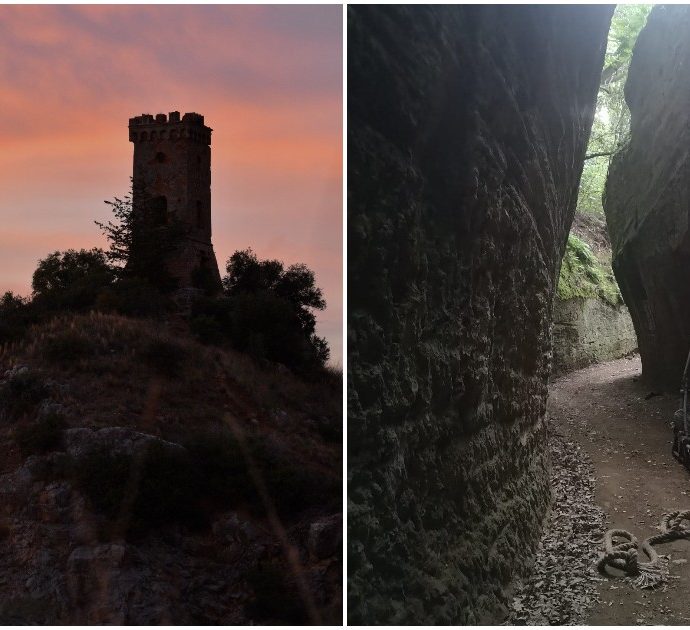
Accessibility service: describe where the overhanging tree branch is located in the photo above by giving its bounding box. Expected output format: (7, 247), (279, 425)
(585, 151), (615, 161)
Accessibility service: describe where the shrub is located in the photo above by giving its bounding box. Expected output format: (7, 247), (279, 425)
(245, 562), (308, 624)
(71, 448), (133, 523)
(191, 292), (328, 375)
(70, 444), (201, 538)
(259, 449), (340, 517)
(0, 371), (49, 421)
(69, 436), (229, 538)
(43, 331), (95, 366)
(128, 442), (204, 534)
(140, 338), (188, 378)
(314, 413), (342, 444)
(187, 248), (333, 374)
(183, 430), (250, 506)
(0, 292), (39, 345)
(69, 427), (338, 539)
(95, 278), (172, 318)
(15, 412), (67, 456)
(189, 314), (224, 346)
(32, 249), (115, 313)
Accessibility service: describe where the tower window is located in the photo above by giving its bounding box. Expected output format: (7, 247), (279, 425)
(196, 201), (203, 228)
(155, 152), (166, 163)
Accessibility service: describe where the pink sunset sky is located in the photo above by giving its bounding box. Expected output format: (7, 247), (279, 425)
(0, 5), (343, 364)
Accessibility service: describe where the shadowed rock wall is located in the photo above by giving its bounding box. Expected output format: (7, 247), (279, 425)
(604, 5), (690, 391)
(552, 297), (637, 374)
(348, 5), (612, 624)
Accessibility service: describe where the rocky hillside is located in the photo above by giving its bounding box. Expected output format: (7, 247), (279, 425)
(553, 213), (637, 374)
(348, 5), (612, 624)
(0, 313), (341, 624)
(604, 5), (690, 390)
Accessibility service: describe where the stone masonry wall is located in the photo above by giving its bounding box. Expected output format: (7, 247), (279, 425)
(348, 5), (612, 624)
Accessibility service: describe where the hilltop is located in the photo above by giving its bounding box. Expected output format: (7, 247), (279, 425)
(0, 312), (342, 624)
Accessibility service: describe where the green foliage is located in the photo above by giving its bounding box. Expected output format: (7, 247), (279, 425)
(15, 412), (67, 456)
(224, 249), (326, 332)
(192, 249), (330, 374)
(604, 4), (653, 78)
(0, 292), (37, 345)
(2, 262), (171, 349)
(139, 338), (188, 378)
(96, 181), (186, 293)
(72, 447), (139, 522)
(189, 313), (224, 345)
(557, 234), (621, 306)
(95, 278), (172, 319)
(577, 4), (652, 217)
(0, 371), (49, 421)
(32, 249), (115, 311)
(43, 330), (96, 366)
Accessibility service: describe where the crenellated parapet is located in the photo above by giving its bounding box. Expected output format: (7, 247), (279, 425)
(128, 111), (211, 145)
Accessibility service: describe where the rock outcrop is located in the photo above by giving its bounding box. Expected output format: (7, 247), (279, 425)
(552, 298), (637, 374)
(604, 5), (690, 391)
(348, 5), (612, 624)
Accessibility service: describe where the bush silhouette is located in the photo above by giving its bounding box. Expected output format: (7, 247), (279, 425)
(191, 249), (330, 374)
(32, 248), (115, 312)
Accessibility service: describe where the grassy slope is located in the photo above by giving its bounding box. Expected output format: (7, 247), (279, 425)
(0, 312), (342, 623)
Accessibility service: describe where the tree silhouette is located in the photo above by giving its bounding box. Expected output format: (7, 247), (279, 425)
(96, 180), (186, 293)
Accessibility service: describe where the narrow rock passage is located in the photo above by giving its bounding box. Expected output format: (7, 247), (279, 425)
(550, 355), (690, 624)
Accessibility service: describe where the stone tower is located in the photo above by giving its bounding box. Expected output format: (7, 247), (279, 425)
(128, 111), (222, 289)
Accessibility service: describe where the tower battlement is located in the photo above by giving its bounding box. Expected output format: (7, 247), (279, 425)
(128, 111), (211, 145)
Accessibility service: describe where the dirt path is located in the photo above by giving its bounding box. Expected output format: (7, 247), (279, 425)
(549, 355), (690, 625)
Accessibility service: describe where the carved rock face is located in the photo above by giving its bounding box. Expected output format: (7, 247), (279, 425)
(347, 5), (611, 623)
(604, 6), (690, 391)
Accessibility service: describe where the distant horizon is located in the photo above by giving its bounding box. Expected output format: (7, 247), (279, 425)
(0, 5), (342, 364)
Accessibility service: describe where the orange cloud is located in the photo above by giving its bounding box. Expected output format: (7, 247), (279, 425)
(0, 5), (342, 363)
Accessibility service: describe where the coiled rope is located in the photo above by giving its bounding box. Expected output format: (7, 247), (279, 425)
(598, 510), (690, 588)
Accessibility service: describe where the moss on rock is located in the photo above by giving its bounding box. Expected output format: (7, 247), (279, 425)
(557, 234), (622, 306)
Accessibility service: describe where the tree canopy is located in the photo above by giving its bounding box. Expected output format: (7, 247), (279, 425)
(191, 248), (330, 372)
(577, 4), (652, 217)
(223, 248), (326, 334)
(32, 249), (112, 297)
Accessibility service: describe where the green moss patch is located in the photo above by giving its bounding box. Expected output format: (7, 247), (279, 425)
(557, 234), (622, 306)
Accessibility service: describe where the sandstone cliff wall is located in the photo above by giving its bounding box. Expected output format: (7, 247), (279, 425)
(348, 5), (612, 624)
(552, 297), (637, 375)
(604, 5), (690, 391)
